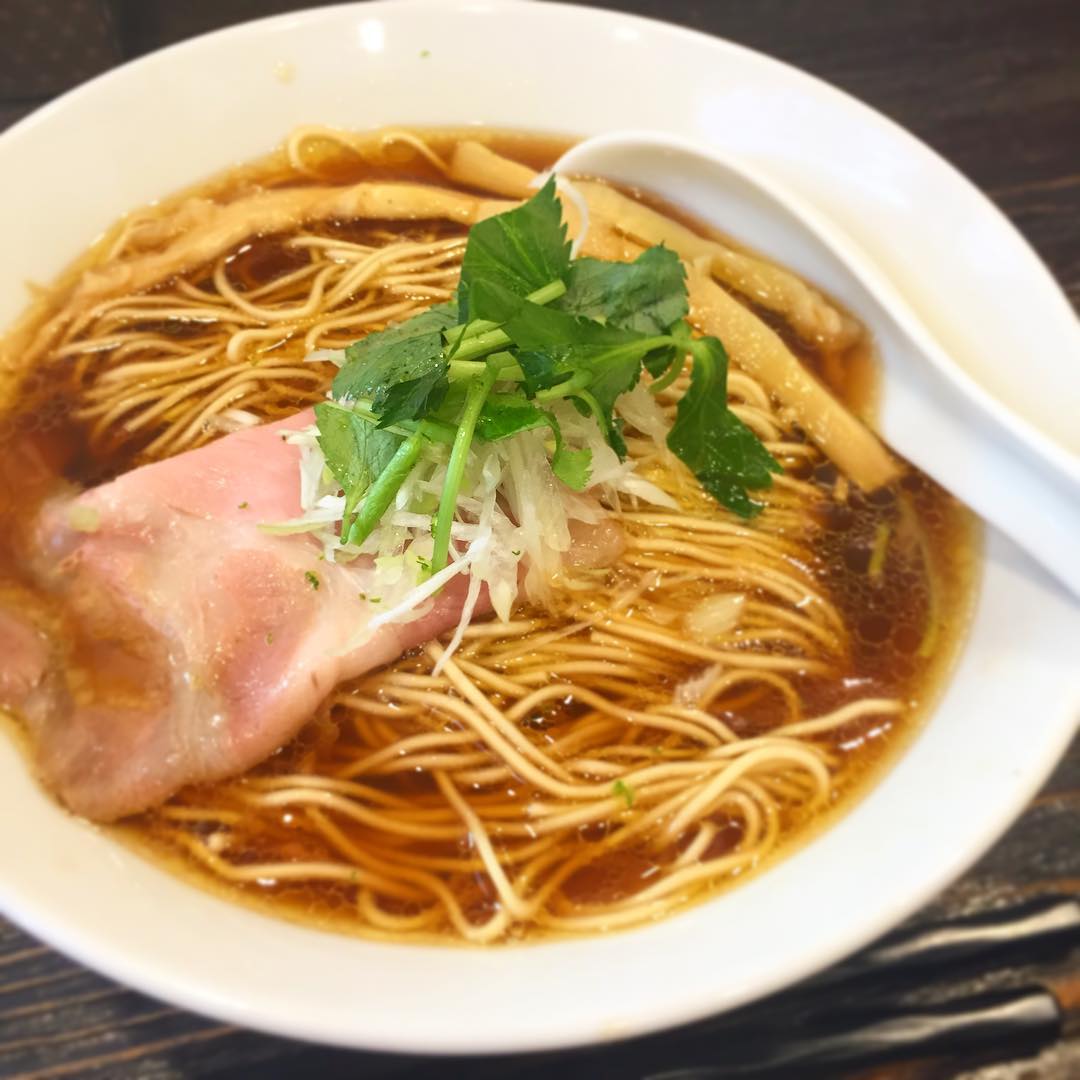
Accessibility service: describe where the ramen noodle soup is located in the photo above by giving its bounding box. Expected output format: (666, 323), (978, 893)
(0, 128), (977, 943)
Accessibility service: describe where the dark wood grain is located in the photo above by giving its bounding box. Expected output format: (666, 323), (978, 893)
(0, 1), (1077, 1077)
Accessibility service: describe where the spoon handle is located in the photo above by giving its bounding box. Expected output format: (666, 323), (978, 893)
(842, 228), (1080, 602)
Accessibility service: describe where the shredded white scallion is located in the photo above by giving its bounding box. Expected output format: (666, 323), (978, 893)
(674, 664), (724, 707)
(617, 381), (671, 448)
(263, 387), (671, 664)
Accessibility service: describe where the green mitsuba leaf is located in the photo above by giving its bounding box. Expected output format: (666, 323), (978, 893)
(544, 410), (592, 490)
(476, 395), (550, 441)
(559, 246), (687, 335)
(425, 378), (471, 426)
(376, 367), (449, 428)
(332, 302), (458, 417)
(666, 337), (781, 518)
(476, 395), (591, 490)
(314, 402), (403, 532)
(560, 246), (687, 380)
(319, 174), (785, 551)
(470, 278), (649, 455)
(459, 177), (571, 322)
(515, 351), (572, 397)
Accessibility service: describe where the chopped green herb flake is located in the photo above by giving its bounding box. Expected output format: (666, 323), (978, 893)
(419, 49), (431, 59)
(305, 570), (320, 590)
(237, 501), (249, 510)
(265, 631), (274, 645)
(613, 779), (635, 808)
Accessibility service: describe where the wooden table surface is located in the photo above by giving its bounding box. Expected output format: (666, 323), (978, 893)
(0, 1), (1077, 1077)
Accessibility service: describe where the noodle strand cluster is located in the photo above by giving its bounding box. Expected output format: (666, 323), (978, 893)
(8, 127), (923, 942)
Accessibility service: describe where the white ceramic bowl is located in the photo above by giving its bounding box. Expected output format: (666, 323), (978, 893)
(1, 0), (1077, 1055)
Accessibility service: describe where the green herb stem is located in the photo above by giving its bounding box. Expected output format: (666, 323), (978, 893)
(534, 370), (592, 402)
(431, 361), (499, 573)
(448, 352), (525, 383)
(648, 350), (687, 394)
(452, 327), (510, 362)
(449, 281), (568, 362)
(349, 430), (426, 544)
(446, 280), (567, 353)
(524, 279), (568, 307)
(444, 318), (500, 352)
(571, 388), (607, 433)
(608, 335), (674, 362)
(415, 418), (457, 445)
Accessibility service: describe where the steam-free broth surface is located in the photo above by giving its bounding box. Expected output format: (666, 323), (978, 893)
(0, 128), (978, 943)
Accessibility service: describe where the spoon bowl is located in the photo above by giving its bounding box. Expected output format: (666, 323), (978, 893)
(554, 131), (1080, 601)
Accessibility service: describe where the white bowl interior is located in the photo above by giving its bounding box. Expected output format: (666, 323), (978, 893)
(0, 0), (1077, 1055)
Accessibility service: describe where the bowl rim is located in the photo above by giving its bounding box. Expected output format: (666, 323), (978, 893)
(1, 0), (1077, 1056)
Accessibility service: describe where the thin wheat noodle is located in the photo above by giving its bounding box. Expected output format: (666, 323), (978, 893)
(12, 127), (928, 945)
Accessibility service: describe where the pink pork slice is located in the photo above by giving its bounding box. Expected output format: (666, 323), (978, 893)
(16, 410), (478, 822)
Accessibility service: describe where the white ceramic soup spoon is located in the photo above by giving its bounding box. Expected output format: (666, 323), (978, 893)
(553, 132), (1080, 602)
